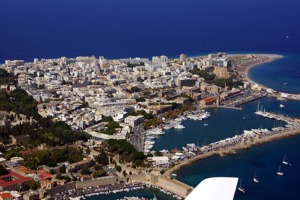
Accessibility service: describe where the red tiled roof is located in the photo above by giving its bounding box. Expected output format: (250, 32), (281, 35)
(37, 170), (52, 179)
(203, 96), (216, 103)
(13, 166), (35, 174)
(0, 192), (12, 199)
(0, 170), (32, 187)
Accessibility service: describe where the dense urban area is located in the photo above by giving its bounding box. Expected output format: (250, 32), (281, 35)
(0, 53), (299, 200)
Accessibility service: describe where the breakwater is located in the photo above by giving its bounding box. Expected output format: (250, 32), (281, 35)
(46, 173), (193, 199)
(167, 128), (300, 176)
(166, 111), (300, 176)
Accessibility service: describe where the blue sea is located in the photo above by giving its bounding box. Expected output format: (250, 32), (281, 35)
(1, 0), (300, 199)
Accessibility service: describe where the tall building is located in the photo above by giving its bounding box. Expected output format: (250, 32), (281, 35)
(180, 54), (187, 62)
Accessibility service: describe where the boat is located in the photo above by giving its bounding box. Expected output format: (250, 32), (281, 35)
(163, 125), (172, 130)
(204, 123), (208, 126)
(145, 140), (155, 145)
(253, 170), (259, 183)
(174, 124), (185, 129)
(237, 178), (245, 193)
(283, 82), (288, 86)
(282, 154), (289, 165)
(200, 112), (210, 119)
(146, 128), (165, 135)
(171, 173), (177, 177)
(279, 104), (284, 108)
(153, 194), (157, 200)
(277, 165), (284, 175)
(254, 101), (263, 115)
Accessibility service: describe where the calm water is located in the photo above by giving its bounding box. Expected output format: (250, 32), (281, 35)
(249, 53), (300, 94)
(84, 188), (175, 200)
(0, 0), (300, 62)
(153, 97), (300, 151)
(176, 136), (300, 200)
(1, 0), (300, 199)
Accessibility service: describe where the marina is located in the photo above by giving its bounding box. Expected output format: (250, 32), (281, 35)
(143, 110), (211, 152)
(165, 106), (300, 176)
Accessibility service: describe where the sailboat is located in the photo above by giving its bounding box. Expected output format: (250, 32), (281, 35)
(277, 165), (284, 176)
(237, 178), (245, 193)
(153, 194), (157, 200)
(253, 170), (259, 183)
(282, 154), (289, 165)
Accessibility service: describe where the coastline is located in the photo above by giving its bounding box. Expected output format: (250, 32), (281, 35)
(166, 127), (300, 176)
(233, 54), (283, 89)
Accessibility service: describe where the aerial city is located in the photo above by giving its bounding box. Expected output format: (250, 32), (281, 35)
(0, 0), (300, 200)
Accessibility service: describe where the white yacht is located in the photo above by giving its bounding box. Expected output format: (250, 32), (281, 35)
(174, 124), (185, 129)
(145, 140), (155, 145)
(253, 170), (259, 183)
(277, 165), (283, 175)
(237, 178), (245, 193)
(282, 154), (289, 165)
(146, 128), (165, 135)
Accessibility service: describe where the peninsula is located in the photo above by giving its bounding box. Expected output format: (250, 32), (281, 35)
(0, 53), (299, 200)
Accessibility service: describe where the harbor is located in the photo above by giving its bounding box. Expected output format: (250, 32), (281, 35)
(143, 110), (211, 152)
(165, 107), (300, 176)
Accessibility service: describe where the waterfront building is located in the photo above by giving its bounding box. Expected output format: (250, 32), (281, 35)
(148, 156), (170, 166)
(200, 82), (222, 93)
(148, 105), (172, 115)
(199, 96), (216, 107)
(124, 115), (144, 127)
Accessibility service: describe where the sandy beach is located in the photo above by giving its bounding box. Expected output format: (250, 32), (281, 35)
(232, 54), (283, 88)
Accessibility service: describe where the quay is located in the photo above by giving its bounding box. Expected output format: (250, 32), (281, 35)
(46, 173), (193, 199)
(214, 105), (243, 110)
(166, 110), (300, 176)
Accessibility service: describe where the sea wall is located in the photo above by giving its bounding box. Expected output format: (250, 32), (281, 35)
(149, 175), (193, 198)
(46, 182), (76, 195)
(76, 174), (147, 189)
(166, 128), (300, 175)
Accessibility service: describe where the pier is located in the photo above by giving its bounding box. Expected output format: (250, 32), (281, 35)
(166, 110), (300, 176)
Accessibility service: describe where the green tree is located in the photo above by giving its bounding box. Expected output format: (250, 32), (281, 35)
(115, 165), (122, 172)
(81, 166), (91, 175)
(59, 165), (66, 173)
(95, 149), (109, 165)
(92, 168), (106, 178)
(123, 170), (127, 177)
(0, 165), (9, 175)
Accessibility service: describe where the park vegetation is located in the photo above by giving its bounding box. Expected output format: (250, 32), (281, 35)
(21, 147), (83, 169)
(0, 74), (89, 146)
(106, 139), (146, 167)
(190, 68), (243, 89)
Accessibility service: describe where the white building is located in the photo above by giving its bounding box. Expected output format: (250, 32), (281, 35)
(124, 115), (144, 127)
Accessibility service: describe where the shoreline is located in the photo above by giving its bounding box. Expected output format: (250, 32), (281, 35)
(232, 53), (283, 90)
(166, 127), (300, 176)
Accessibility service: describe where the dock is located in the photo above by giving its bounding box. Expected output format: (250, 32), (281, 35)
(166, 109), (300, 176)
